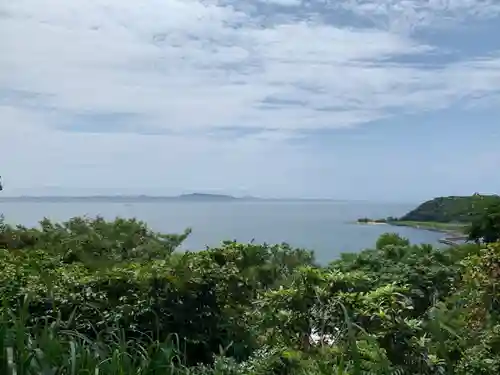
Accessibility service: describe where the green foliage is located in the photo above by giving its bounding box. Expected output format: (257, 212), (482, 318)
(0, 216), (191, 264)
(375, 233), (410, 250)
(400, 194), (500, 223)
(455, 324), (500, 375)
(467, 201), (500, 243)
(0, 214), (499, 374)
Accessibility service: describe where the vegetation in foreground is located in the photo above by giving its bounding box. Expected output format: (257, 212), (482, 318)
(0, 207), (499, 374)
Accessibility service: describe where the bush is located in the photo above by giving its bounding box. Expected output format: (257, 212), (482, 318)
(375, 233), (410, 250)
(0, 216), (498, 374)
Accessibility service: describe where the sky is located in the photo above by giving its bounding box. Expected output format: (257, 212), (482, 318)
(1, 0), (500, 201)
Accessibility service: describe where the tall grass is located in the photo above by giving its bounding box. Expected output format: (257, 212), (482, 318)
(0, 300), (366, 375)
(0, 301), (192, 375)
(1, 295), (452, 374)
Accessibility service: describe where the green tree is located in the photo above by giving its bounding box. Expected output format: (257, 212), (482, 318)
(467, 202), (500, 244)
(375, 233), (410, 250)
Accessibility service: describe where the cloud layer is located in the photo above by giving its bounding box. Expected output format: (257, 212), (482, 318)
(1, 0), (499, 197)
(2, 0), (500, 134)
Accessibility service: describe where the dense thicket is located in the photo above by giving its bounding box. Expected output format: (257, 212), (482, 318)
(1, 215), (500, 374)
(467, 200), (500, 243)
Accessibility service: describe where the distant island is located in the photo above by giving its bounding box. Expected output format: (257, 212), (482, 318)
(0, 193), (249, 202)
(177, 193), (238, 200)
(358, 193), (500, 237)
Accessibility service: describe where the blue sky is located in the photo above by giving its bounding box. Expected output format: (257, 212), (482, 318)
(1, 0), (499, 201)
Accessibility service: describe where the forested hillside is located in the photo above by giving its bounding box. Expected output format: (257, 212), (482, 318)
(399, 194), (500, 223)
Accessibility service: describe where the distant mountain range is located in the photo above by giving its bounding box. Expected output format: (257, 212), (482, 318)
(0, 193), (340, 202)
(176, 193), (246, 201)
(0, 193), (251, 202)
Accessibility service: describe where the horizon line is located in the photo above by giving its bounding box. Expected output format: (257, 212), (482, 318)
(0, 194), (366, 202)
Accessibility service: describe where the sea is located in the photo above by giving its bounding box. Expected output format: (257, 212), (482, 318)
(0, 200), (445, 264)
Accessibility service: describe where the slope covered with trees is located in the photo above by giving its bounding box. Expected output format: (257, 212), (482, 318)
(399, 194), (500, 223)
(1, 215), (500, 374)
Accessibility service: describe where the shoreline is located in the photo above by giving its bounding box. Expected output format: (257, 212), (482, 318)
(356, 220), (468, 246)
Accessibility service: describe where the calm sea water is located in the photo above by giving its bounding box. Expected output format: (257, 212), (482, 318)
(0, 200), (445, 264)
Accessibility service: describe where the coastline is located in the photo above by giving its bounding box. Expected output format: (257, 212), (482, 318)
(356, 219), (468, 246)
(390, 221), (468, 246)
